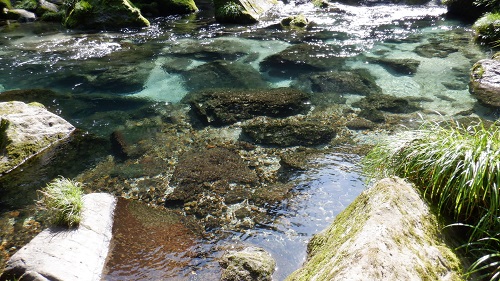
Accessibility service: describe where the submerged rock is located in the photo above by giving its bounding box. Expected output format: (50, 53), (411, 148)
(182, 88), (310, 126)
(260, 43), (347, 78)
(0, 193), (116, 281)
(168, 147), (259, 203)
(414, 42), (459, 58)
(286, 177), (464, 281)
(166, 39), (250, 61)
(242, 117), (337, 147)
(368, 57), (420, 75)
(183, 60), (268, 92)
(353, 94), (421, 114)
(293, 69), (382, 96)
(0, 101), (75, 175)
(220, 246), (276, 281)
(64, 0), (149, 29)
(469, 56), (500, 108)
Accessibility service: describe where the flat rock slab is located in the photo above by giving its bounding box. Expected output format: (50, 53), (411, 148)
(0, 193), (117, 281)
(286, 177), (464, 281)
(0, 101), (75, 174)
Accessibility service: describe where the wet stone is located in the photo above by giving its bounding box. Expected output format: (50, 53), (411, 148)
(166, 39), (249, 61)
(182, 88), (311, 126)
(470, 58), (500, 108)
(368, 57), (420, 75)
(168, 147), (259, 203)
(414, 42), (459, 58)
(293, 69), (382, 96)
(220, 246), (276, 281)
(183, 60), (269, 92)
(242, 117), (337, 147)
(260, 43), (348, 78)
(352, 94), (422, 114)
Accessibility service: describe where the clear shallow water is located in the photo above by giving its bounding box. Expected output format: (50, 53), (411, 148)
(0, 1), (496, 280)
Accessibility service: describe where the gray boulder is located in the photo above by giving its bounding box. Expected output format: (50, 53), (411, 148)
(220, 246), (276, 281)
(0, 193), (117, 281)
(182, 88), (310, 126)
(286, 177), (464, 281)
(0, 101), (75, 174)
(470, 57), (500, 108)
(5, 8), (36, 22)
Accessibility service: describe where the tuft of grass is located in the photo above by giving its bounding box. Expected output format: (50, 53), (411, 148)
(37, 176), (84, 228)
(363, 120), (500, 280)
(215, 1), (243, 20)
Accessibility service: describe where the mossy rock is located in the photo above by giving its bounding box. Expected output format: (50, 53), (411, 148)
(469, 58), (500, 108)
(286, 177), (464, 280)
(64, 0), (149, 29)
(368, 57), (420, 75)
(132, 0), (197, 16)
(280, 14), (309, 30)
(472, 12), (500, 44)
(214, 0), (274, 24)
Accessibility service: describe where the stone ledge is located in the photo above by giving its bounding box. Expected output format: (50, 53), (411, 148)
(0, 193), (116, 281)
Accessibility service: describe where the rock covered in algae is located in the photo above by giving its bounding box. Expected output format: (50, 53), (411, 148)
(214, 0), (274, 24)
(220, 246), (276, 281)
(470, 55), (500, 108)
(182, 88), (311, 126)
(286, 177), (464, 281)
(0, 101), (75, 174)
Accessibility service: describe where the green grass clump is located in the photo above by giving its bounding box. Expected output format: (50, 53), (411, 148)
(473, 12), (500, 44)
(37, 177), (84, 228)
(363, 120), (500, 280)
(215, 1), (243, 20)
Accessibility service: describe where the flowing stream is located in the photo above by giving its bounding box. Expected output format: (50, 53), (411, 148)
(0, 1), (496, 280)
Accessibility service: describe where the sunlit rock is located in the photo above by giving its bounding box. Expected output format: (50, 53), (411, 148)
(280, 14), (310, 30)
(5, 8), (35, 22)
(214, 0), (274, 24)
(64, 0), (149, 29)
(220, 246), (276, 281)
(286, 177), (464, 281)
(470, 56), (500, 108)
(0, 101), (75, 175)
(0, 193), (116, 281)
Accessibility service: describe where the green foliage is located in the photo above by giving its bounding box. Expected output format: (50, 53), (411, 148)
(473, 12), (500, 44)
(474, 0), (500, 8)
(15, 0), (37, 11)
(363, 120), (500, 280)
(215, 1), (243, 20)
(37, 176), (84, 228)
(0, 0), (12, 10)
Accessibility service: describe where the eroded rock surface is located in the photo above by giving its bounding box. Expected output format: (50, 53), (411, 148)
(0, 101), (75, 174)
(286, 177), (464, 281)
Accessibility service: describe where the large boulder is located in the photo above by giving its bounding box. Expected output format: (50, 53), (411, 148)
(214, 0), (274, 24)
(286, 177), (464, 281)
(0, 101), (75, 175)
(0, 193), (117, 281)
(220, 246), (276, 281)
(182, 88), (310, 126)
(444, 0), (487, 22)
(470, 56), (500, 108)
(64, 0), (149, 29)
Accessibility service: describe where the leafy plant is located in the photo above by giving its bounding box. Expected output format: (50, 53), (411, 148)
(37, 176), (84, 228)
(215, 1), (243, 20)
(363, 120), (500, 280)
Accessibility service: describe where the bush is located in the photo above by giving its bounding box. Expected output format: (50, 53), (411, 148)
(472, 12), (500, 44)
(37, 177), (84, 228)
(363, 120), (500, 280)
